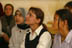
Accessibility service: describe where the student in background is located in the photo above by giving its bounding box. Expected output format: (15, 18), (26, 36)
(23, 7), (52, 48)
(0, 2), (3, 36)
(52, 9), (72, 48)
(9, 8), (30, 48)
(0, 4), (15, 48)
(0, 2), (3, 17)
(64, 1), (72, 13)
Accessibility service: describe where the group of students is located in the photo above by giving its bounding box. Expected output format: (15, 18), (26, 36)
(0, 1), (72, 48)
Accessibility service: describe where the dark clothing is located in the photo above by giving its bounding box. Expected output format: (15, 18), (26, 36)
(17, 24), (30, 30)
(0, 37), (9, 48)
(0, 15), (15, 48)
(5, 15), (13, 25)
(25, 28), (47, 48)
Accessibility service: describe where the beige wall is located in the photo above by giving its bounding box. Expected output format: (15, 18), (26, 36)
(0, 0), (72, 24)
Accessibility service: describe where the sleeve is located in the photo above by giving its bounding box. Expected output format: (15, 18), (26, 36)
(0, 20), (5, 36)
(52, 35), (57, 48)
(20, 36), (26, 48)
(9, 28), (15, 48)
(0, 20), (2, 35)
(9, 35), (14, 48)
(9, 26), (19, 48)
(9, 36), (21, 48)
(37, 32), (52, 48)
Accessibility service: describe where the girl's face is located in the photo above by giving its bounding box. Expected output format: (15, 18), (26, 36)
(53, 14), (59, 30)
(58, 18), (68, 36)
(5, 5), (12, 16)
(15, 11), (24, 24)
(25, 10), (40, 25)
(58, 19), (65, 35)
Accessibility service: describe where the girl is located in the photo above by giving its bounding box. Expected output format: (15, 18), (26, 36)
(24, 7), (52, 48)
(9, 8), (29, 48)
(52, 9), (72, 48)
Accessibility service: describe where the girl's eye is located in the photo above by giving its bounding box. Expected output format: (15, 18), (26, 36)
(15, 13), (22, 16)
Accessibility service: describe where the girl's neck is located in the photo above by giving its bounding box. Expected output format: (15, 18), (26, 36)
(30, 24), (39, 33)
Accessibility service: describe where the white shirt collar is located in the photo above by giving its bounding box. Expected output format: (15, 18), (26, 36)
(65, 30), (72, 43)
(28, 25), (43, 36)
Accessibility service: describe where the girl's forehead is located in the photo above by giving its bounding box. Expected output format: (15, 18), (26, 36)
(29, 10), (35, 13)
(16, 11), (22, 14)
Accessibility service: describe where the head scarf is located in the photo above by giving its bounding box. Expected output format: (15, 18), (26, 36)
(16, 8), (30, 30)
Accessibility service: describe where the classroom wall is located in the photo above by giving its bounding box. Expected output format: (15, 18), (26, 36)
(0, 0), (72, 24)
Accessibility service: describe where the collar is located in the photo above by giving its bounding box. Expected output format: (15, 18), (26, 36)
(65, 30), (72, 43)
(28, 25), (43, 36)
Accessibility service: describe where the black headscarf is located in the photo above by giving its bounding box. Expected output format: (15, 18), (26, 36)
(17, 24), (30, 30)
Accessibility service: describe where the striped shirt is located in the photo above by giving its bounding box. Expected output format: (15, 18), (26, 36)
(52, 30), (72, 48)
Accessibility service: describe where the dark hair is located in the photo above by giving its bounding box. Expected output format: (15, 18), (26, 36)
(56, 9), (72, 30)
(29, 7), (48, 30)
(15, 10), (19, 16)
(0, 3), (3, 17)
(29, 7), (44, 25)
(64, 1), (72, 8)
(4, 4), (14, 14)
